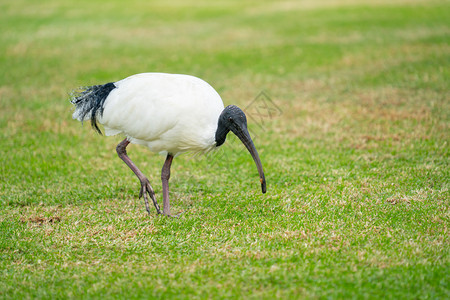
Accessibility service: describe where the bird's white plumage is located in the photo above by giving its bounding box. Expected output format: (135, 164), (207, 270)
(98, 73), (224, 156)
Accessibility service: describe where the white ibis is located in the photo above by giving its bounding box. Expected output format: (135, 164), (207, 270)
(71, 73), (266, 216)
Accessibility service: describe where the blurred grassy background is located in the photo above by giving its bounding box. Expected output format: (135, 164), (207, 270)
(0, 0), (449, 298)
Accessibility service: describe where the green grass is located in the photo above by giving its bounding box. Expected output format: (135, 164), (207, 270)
(1, 0), (449, 298)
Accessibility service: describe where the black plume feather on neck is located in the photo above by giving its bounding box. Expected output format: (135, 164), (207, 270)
(70, 82), (116, 135)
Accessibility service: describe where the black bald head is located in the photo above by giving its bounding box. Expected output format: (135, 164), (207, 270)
(215, 105), (247, 147)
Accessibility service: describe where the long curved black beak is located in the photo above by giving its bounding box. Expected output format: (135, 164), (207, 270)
(232, 126), (266, 193)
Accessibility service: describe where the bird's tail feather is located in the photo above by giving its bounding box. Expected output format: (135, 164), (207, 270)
(70, 82), (116, 135)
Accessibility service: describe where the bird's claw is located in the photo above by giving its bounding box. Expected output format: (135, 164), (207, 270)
(138, 179), (185, 218)
(158, 213), (180, 218)
(159, 210), (186, 218)
(139, 180), (161, 215)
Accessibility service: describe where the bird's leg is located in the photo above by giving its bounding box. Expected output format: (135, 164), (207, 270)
(116, 138), (161, 215)
(161, 154), (174, 216)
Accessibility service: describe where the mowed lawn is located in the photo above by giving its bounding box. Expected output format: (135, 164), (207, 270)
(1, 0), (449, 298)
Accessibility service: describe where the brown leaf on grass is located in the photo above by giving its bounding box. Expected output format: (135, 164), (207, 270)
(20, 216), (61, 225)
(386, 197), (410, 205)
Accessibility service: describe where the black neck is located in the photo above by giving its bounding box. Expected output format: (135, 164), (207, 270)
(215, 120), (229, 147)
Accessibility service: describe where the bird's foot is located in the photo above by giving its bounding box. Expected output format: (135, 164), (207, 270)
(159, 211), (185, 218)
(139, 179), (161, 215)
